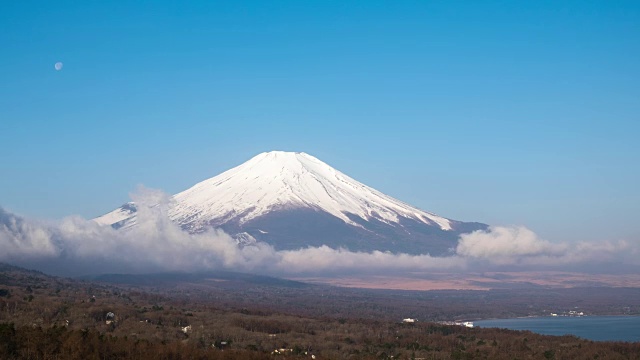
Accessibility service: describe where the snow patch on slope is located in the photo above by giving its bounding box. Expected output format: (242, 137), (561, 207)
(93, 203), (137, 228)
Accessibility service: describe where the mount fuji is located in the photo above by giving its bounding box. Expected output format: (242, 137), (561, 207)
(95, 151), (487, 255)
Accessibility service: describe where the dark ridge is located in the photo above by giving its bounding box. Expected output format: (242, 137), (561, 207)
(83, 271), (310, 288)
(225, 207), (488, 255)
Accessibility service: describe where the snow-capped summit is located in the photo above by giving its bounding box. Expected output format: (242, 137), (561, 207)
(171, 151), (452, 231)
(95, 151), (487, 255)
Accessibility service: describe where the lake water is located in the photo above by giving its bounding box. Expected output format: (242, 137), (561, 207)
(475, 316), (640, 342)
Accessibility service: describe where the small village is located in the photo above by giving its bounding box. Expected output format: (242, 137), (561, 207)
(403, 318), (474, 328)
(550, 310), (586, 317)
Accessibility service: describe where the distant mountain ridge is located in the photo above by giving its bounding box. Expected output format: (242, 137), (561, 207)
(95, 151), (487, 255)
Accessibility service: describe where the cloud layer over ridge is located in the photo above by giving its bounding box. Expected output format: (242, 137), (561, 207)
(1, 187), (637, 276)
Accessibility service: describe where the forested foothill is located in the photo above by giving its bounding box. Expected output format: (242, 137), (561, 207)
(1, 263), (639, 359)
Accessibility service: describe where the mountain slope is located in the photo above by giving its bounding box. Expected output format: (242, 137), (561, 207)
(95, 151), (487, 255)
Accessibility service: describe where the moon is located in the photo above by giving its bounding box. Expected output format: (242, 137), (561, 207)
(54, 62), (63, 71)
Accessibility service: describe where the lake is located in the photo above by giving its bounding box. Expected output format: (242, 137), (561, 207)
(475, 316), (640, 342)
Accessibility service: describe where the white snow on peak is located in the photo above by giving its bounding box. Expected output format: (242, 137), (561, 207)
(170, 151), (452, 230)
(95, 151), (452, 231)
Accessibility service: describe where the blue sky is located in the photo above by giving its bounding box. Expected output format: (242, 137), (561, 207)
(1, 1), (638, 244)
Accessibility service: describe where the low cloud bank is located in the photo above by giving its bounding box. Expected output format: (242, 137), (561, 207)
(457, 226), (637, 270)
(274, 246), (465, 275)
(1, 187), (637, 276)
(0, 188), (462, 276)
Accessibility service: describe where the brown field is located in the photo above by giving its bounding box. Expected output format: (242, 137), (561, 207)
(293, 271), (640, 290)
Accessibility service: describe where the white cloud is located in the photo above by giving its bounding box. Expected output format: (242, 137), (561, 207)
(274, 246), (465, 275)
(456, 226), (638, 269)
(456, 226), (566, 264)
(0, 209), (59, 259)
